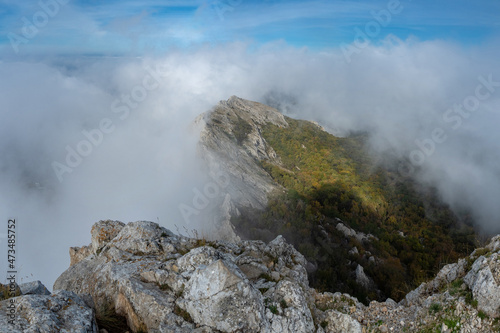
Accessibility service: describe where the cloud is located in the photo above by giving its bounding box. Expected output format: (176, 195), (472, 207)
(0, 36), (499, 288)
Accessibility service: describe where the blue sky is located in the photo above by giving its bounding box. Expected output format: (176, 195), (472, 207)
(0, 0), (499, 56)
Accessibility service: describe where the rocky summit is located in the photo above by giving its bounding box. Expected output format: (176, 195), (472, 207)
(1, 220), (499, 332)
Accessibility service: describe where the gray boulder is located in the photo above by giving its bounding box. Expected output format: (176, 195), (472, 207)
(0, 290), (98, 333)
(464, 253), (500, 318)
(19, 280), (51, 296)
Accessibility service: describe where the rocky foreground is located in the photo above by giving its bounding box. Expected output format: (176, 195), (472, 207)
(1, 220), (499, 332)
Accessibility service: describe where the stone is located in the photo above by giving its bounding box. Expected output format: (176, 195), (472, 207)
(91, 220), (125, 253)
(355, 264), (371, 289)
(70, 245), (93, 266)
(181, 259), (266, 332)
(464, 254), (500, 318)
(0, 290), (98, 333)
(324, 310), (362, 333)
(19, 280), (50, 296)
(46, 220), (500, 333)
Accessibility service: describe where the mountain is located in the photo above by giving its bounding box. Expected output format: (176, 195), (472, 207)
(2, 220), (499, 332)
(196, 96), (478, 302)
(0, 97), (495, 332)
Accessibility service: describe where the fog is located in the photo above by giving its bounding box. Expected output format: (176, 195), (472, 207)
(1, 37), (499, 288)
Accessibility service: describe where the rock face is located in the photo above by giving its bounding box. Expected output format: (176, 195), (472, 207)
(464, 253), (500, 317)
(54, 220), (314, 333)
(196, 96), (287, 208)
(0, 289), (98, 333)
(47, 220), (500, 333)
(18, 280), (51, 296)
(193, 96), (290, 242)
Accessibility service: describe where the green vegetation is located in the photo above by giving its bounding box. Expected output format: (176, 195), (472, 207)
(443, 317), (460, 332)
(232, 117), (477, 303)
(429, 302), (442, 314)
(447, 279), (464, 296)
(465, 291), (478, 308)
(233, 116), (252, 144)
(478, 310), (488, 320)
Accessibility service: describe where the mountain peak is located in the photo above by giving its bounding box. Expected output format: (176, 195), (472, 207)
(214, 95), (288, 128)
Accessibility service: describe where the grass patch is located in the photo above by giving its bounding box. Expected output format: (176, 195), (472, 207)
(473, 248), (490, 257)
(478, 310), (488, 320)
(448, 279), (464, 296)
(465, 291), (478, 308)
(443, 317), (460, 331)
(429, 302), (442, 314)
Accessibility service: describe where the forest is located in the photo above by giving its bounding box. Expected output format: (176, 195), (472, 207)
(232, 117), (478, 303)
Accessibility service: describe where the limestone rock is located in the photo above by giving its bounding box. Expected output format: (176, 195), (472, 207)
(355, 264), (371, 289)
(91, 220), (125, 253)
(48, 220), (500, 332)
(180, 259), (266, 332)
(464, 253), (500, 318)
(324, 310), (362, 333)
(54, 220), (319, 332)
(69, 245), (93, 266)
(19, 280), (50, 296)
(0, 290), (98, 333)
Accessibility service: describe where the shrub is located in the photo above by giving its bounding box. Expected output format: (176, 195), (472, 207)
(429, 302), (442, 314)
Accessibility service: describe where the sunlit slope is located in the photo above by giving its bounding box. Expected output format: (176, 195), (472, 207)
(234, 116), (477, 301)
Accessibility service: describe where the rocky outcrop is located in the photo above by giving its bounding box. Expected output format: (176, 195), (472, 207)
(335, 220), (377, 243)
(464, 253), (500, 318)
(0, 287), (97, 333)
(53, 220), (314, 332)
(193, 96), (289, 242)
(18, 280), (51, 296)
(0, 219), (494, 332)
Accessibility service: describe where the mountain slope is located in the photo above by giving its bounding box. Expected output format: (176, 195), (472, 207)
(198, 96), (477, 302)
